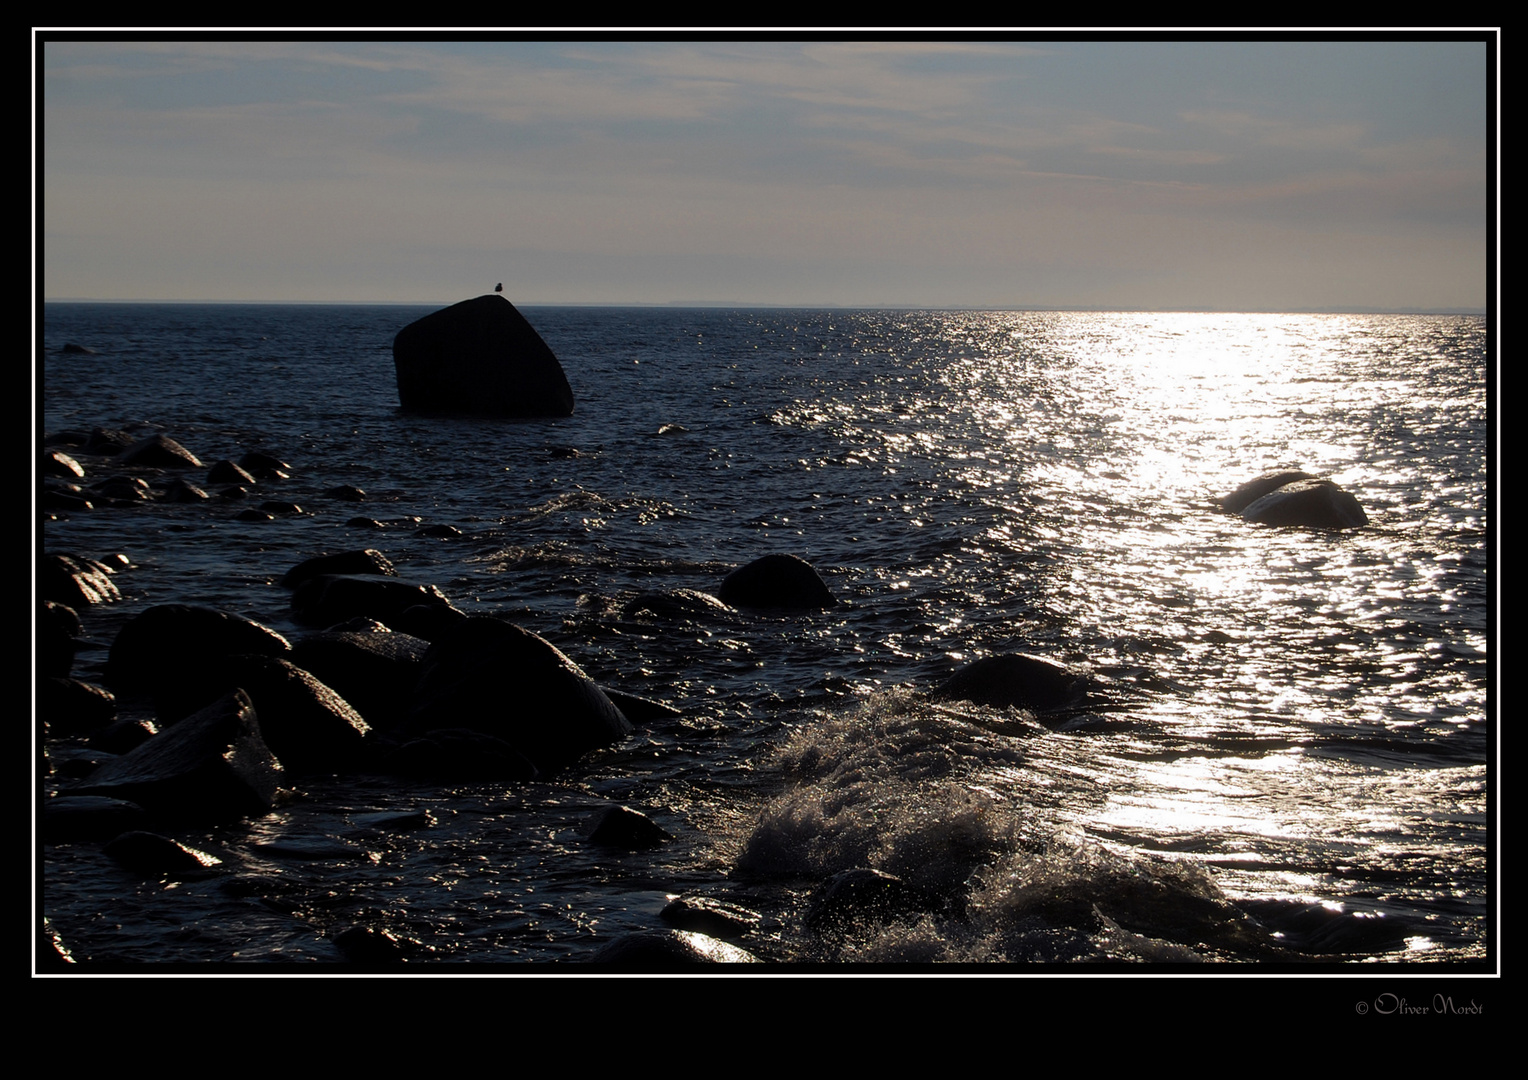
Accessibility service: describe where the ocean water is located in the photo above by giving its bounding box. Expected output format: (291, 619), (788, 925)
(38, 302), (1492, 969)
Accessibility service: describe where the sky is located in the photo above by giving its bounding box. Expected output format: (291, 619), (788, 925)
(36, 35), (1494, 311)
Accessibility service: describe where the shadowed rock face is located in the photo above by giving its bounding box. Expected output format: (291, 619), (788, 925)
(719, 554), (835, 610)
(407, 618), (633, 776)
(1241, 479), (1369, 529)
(393, 294), (574, 418)
(1218, 470), (1317, 514)
(930, 653), (1087, 714)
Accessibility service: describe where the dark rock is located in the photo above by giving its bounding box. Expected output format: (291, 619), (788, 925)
(42, 795), (151, 842)
(390, 602), (470, 642)
(324, 485), (366, 502)
(106, 604), (291, 693)
(415, 523), (462, 538)
(333, 925), (417, 962)
(258, 500), (304, 516)
(39, 677), (116, 734)
(161, 477), (210, 502)
(104, 831), (222, 878)
(290, 574), (458, 629)
(601, 688), (682, 723)
(78, 690), (283, 823)
(43, 450), (86, 479)
(393, 294), (574, 418)
(238, 451), (292, 480)
(83, 427), (134, 455)
(90, 718), (158, 754)
(41, 554), (120, 607)
(119, 434), (203, 469)
(1242, 478), (1369, 529)
(158, 655), (372, 775)
(61, 342), (97, 354)
(931, 653), (1087, 714)
(206, 460), (257, 485)
(659, 895), (762, 939)
(280, 549), (397, 589)
(718, 554), (835, 610)
(587, 804), (672, 848)
(42, 484), (94, 512)
(621, 588), (739, 623)
(407, 618), (633, 776)
(804, 868), (930, 932)
(589, 929), (762, 965)
(90, 475), (152, 502)
(39, 601), (81, 678)
(289, 628), (430, 732)
(1217, 470), (1317, 513)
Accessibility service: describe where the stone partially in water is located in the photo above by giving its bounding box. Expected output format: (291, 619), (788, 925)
(393, 294), (574, 418)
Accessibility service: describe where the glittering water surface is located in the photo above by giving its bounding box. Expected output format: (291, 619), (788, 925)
(40, 304), (1490, 966)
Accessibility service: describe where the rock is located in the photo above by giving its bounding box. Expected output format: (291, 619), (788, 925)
(280, 549), (397, 589)
(238, 451), (292, 480)
(589, 930), (762, 965)
(1217, 470), (1317, 514)
(206, 460), (257, 485)
(407, 618), (633, 776)
(106, 604), (292, 694)
(718, 554), (835, 610)
(161, 477), (210, 502)
(103, 831), (222, 878)
(804, 868), (930, 932)
(393, 294), (574, 418)
(42, 795), (151, 842)
(40, 554), (120, 607)
(587, 804), (672, 848)
(1241, 478), (1369, 529)
(43, 450), (86, 479)
(931, 653), (1087, 714)
(659, 895), (762, 939)
(289, 628), (430, 732)
(290, 574), (459, 629)
(118, 434), (203, 469)
(39, 601), (81, 678)
(157, 655), (372, 775)
(39, 677), (117, 735)
(620, 588), (739, 623)
(78, 689), (284, 823)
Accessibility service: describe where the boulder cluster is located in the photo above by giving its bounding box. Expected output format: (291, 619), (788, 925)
(1216, 469), (1369, 530)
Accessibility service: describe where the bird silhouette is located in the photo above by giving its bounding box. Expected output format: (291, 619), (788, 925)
(495, 283), (503, 293)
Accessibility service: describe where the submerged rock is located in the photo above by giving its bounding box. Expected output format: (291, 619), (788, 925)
(589, 929), (762, 965)
(718, 553), (835, 610)
(1241, 478), (1369, 529)
(931, 653), (1087, 714)
(393, 294), (574, 418)
(1218, 469), (1368, 529)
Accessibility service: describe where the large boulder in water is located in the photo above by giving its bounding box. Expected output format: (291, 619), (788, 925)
(393, 294), (574, 418)
(1241, 478), (1368, 529)
(718, 554), (835, 610)
(930, 653), (1087, 714)
(78, 689), (283, 823)
(406, 618), (633, 776)
(1217, 470), (1317, 514)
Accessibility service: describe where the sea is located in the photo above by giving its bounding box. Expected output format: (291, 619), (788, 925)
(38, 302), (1493, 975)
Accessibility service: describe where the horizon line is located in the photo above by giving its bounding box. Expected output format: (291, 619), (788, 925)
(40, 297), (1488, 316)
